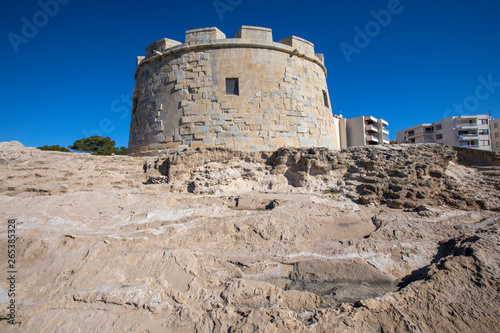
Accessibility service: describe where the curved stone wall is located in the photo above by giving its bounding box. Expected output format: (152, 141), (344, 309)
(129, 26), (340, 155)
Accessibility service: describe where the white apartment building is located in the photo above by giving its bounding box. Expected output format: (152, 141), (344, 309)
(397, 115), (492, 151)
(490, 118), (500, 152)
(339, 116), (389, 148)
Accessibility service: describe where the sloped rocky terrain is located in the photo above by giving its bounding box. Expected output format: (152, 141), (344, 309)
(0, 141), (499, 332)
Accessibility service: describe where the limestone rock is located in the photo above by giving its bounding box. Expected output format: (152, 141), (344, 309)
(0, 142), (499, 332)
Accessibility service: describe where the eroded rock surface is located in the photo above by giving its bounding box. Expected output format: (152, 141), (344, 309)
(0, 141), (499, 332)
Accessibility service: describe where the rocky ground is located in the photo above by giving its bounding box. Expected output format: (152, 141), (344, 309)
(0, 141), (499, 332)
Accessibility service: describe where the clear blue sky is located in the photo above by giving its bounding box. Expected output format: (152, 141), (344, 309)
(2, 0), (500, 148)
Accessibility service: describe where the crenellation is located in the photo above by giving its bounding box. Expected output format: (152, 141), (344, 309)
(315, 53), (325, 63)
(235, 26), (273, 43)
(145, 38), (182, 59)
(185, 27), (226, 45)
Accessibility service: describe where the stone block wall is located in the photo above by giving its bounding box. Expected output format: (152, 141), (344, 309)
(129, 26), (339, 155)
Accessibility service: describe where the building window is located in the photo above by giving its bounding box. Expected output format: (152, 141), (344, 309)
(479, 119), (489, 125)
(408, 130), (414, 136)
(480, 140), (490, 146)
(435, 124), (442, 130)
(496, 132), (499, 138)
(495, 123), (499, 129)
(322, 90), (329, 108)
(497, 142), (500, 148)
(132, 99), (138, 114)
(226, 78), (239, 95)
(479, 129), (489, 135)
(436, 134), (443, 140)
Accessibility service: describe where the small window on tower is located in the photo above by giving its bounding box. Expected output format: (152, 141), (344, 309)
(132, 99), (138, 114)
(226, 78), (239, 95)
(322, 90), (329, 108)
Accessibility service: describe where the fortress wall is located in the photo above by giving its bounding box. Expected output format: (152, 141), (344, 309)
(129, 26), (338, 155)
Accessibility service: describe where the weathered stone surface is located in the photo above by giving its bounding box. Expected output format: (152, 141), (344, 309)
(0, 142), (499, 332)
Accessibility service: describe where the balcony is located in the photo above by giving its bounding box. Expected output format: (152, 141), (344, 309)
(459, 139), (479, 148)
(365, 116), (377, 124)
(382, 129), (389, 135)
(366, 135), (379, 144)
(365, 124), (379, 133)
(458, 144), (480, 148)
(380, 119), (389, 127)
(458, 133), (479, 139)
(408, 130), (434, 138)
(456, 123), (477, 129)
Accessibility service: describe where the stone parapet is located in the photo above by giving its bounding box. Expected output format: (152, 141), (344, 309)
(138, 39), (327, 76)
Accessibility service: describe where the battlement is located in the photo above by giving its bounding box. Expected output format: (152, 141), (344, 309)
(185, 27), (226, 45)
(145, 38), (182, 58)
(141, 26), (324, 66)
(278, 36), (315, 58)
(235, 26), (273, 43)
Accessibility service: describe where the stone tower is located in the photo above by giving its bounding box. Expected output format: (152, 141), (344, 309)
(129, 26), (341, 155)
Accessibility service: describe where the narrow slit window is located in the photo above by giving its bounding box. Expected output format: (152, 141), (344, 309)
(226, 78), (239, 95)
(322, 90), (329, 108)
(132, 99), (138, 114)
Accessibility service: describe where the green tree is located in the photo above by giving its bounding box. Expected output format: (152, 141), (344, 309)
(69, 136), (128, 155)
(37, 145), (71, 152)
